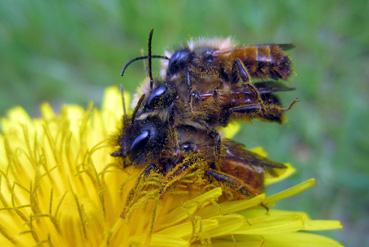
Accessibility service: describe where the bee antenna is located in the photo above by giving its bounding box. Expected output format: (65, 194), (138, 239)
(120, 84), (128, 125)
(148, 29), (154, 89)
(120, 55), (169, 77)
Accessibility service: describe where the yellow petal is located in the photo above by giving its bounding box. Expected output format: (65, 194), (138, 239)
(264, 178), (316, 205)
(222, 122), (241, 139)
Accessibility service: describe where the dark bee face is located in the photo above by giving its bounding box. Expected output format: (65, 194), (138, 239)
(117, 117), (169, 165)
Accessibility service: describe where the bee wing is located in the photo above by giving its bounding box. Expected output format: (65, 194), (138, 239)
(221, 139), (286, 177)
(273, 43), (295, 50)
(255, 81), (295, 94)
(214, 43), (294, 56)
(253, 43), (295, 50)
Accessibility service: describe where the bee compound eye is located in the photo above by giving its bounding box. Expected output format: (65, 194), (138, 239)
(147, 85), (167, 107)
(129, 130), (150, 153)
(146, 84), (176, 109)
(168, 49), (191, 75)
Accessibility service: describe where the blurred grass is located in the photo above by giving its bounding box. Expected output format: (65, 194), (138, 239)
(1, 0), (368, 245)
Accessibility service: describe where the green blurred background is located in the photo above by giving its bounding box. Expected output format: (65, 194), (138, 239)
(1, 0), (368, 245)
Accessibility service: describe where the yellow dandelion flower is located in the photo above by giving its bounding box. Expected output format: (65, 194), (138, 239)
(0, 87), (343, 246)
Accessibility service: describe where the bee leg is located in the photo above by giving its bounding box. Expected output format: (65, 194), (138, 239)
(284, 98), (299, 111)
(185, 68), (198, 109)
(230, 102), (286, 124)
(229, 103), (261, 113)
(234, 59), (266, 114)
(189, 90), (201, 112)
(229, 90), (293, 123)
(260, 97), (299, 123)
(233, 59), (251, 83)
(260, 203), (270, 213)
(208, 129), (221, 165)
(228, 102), (263, 122)
(205, 169), (260, 197)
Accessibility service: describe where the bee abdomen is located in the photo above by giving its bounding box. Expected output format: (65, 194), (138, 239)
(267, 45), (292, 80)
(233, 45), (292, 81)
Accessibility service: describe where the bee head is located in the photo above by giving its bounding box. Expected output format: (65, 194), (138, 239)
(144, 83), (177, 110)
(167, 48), (193, 76)
(167, 47), (219, 76)
(112, 117), (169, 165)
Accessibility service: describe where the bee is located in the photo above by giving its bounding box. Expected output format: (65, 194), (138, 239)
(124, 36), (295, 127)
(113, 30), (292, 206)
(173, 124), (286, 197)
(112, 30), (180, 172)
(161, 38), (295, 126)
(162, 38), (293, 85)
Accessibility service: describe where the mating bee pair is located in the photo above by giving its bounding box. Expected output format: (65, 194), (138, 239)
(112, 30), (295, 199)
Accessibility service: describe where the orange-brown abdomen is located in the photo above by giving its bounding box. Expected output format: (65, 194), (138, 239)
(228, 44), (292, 80)
(220, 157), (264, 194)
